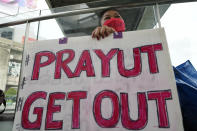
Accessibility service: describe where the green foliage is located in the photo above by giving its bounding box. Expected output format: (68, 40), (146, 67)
(5, 88), (17, 96)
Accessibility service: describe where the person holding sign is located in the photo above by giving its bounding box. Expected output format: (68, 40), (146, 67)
(92, 8), (125, 40)
(12, 7), (185, 131)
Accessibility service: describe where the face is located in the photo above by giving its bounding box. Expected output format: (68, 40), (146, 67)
(101, 10), (123, 25)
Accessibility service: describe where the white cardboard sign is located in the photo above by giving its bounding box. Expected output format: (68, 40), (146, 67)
(13, 28), (184, 131)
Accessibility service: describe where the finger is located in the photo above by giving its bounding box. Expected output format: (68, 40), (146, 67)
(93, 28), (99, 39)
(110, 27), (116, 33)
(92, 27), (100, 38)
(104, 26), (111, 37)
(92, 30), (96, 38)
(97, 34), (101, 40)
(95, 28), (102, 40)
(92, 28), (96, 38)
(100, 27), (105, 38)
(105, 28), (111, 36)
(92, 27), (101, 39)
(105, 27), (115, 36)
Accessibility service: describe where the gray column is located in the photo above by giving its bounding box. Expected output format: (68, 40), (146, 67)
(0, 38), (11, 91)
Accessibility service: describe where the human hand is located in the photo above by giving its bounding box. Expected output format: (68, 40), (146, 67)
(92, 25), (116, 40)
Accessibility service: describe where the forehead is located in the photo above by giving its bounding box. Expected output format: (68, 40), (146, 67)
(102, 10), (120, 17)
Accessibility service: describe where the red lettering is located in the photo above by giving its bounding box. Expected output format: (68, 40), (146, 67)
(93, 90), (119, 128)
(45, 92), (65, 130)
(94, 49), (118, 77)
(67, 91), (87, 129)
(117, 48), (141, 77)
(32, 51), (55, 80)
(148, 90), (172, 128)
(22, 92), (47, 129)
(121, 92), (148, 130)
(141, 43), (163, 73)
(74, 50), (95, 77)
(55, 49), (75, 79)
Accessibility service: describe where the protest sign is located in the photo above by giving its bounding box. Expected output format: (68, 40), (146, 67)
(13, 28), (184, 131)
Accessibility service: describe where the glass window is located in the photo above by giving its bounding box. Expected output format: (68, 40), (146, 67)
(38, 5), (156, 40)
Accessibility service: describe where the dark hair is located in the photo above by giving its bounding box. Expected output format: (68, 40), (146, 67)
(99, 7), (120, 25)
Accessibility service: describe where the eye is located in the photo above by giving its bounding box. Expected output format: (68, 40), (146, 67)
(104, 16), (111, 20)
(115, 15), (120, 18)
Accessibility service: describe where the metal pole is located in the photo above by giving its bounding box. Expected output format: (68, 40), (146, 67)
(153, 2), (162, 28)
(24, 22), (30, 45)
(14, 21), (30, 114)
(0, 0), (171, 28)
(36, 10), (41, 40)
(156, 2), (162, 28)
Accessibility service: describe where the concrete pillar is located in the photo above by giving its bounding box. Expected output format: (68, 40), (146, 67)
(0, 38), (11, 91)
